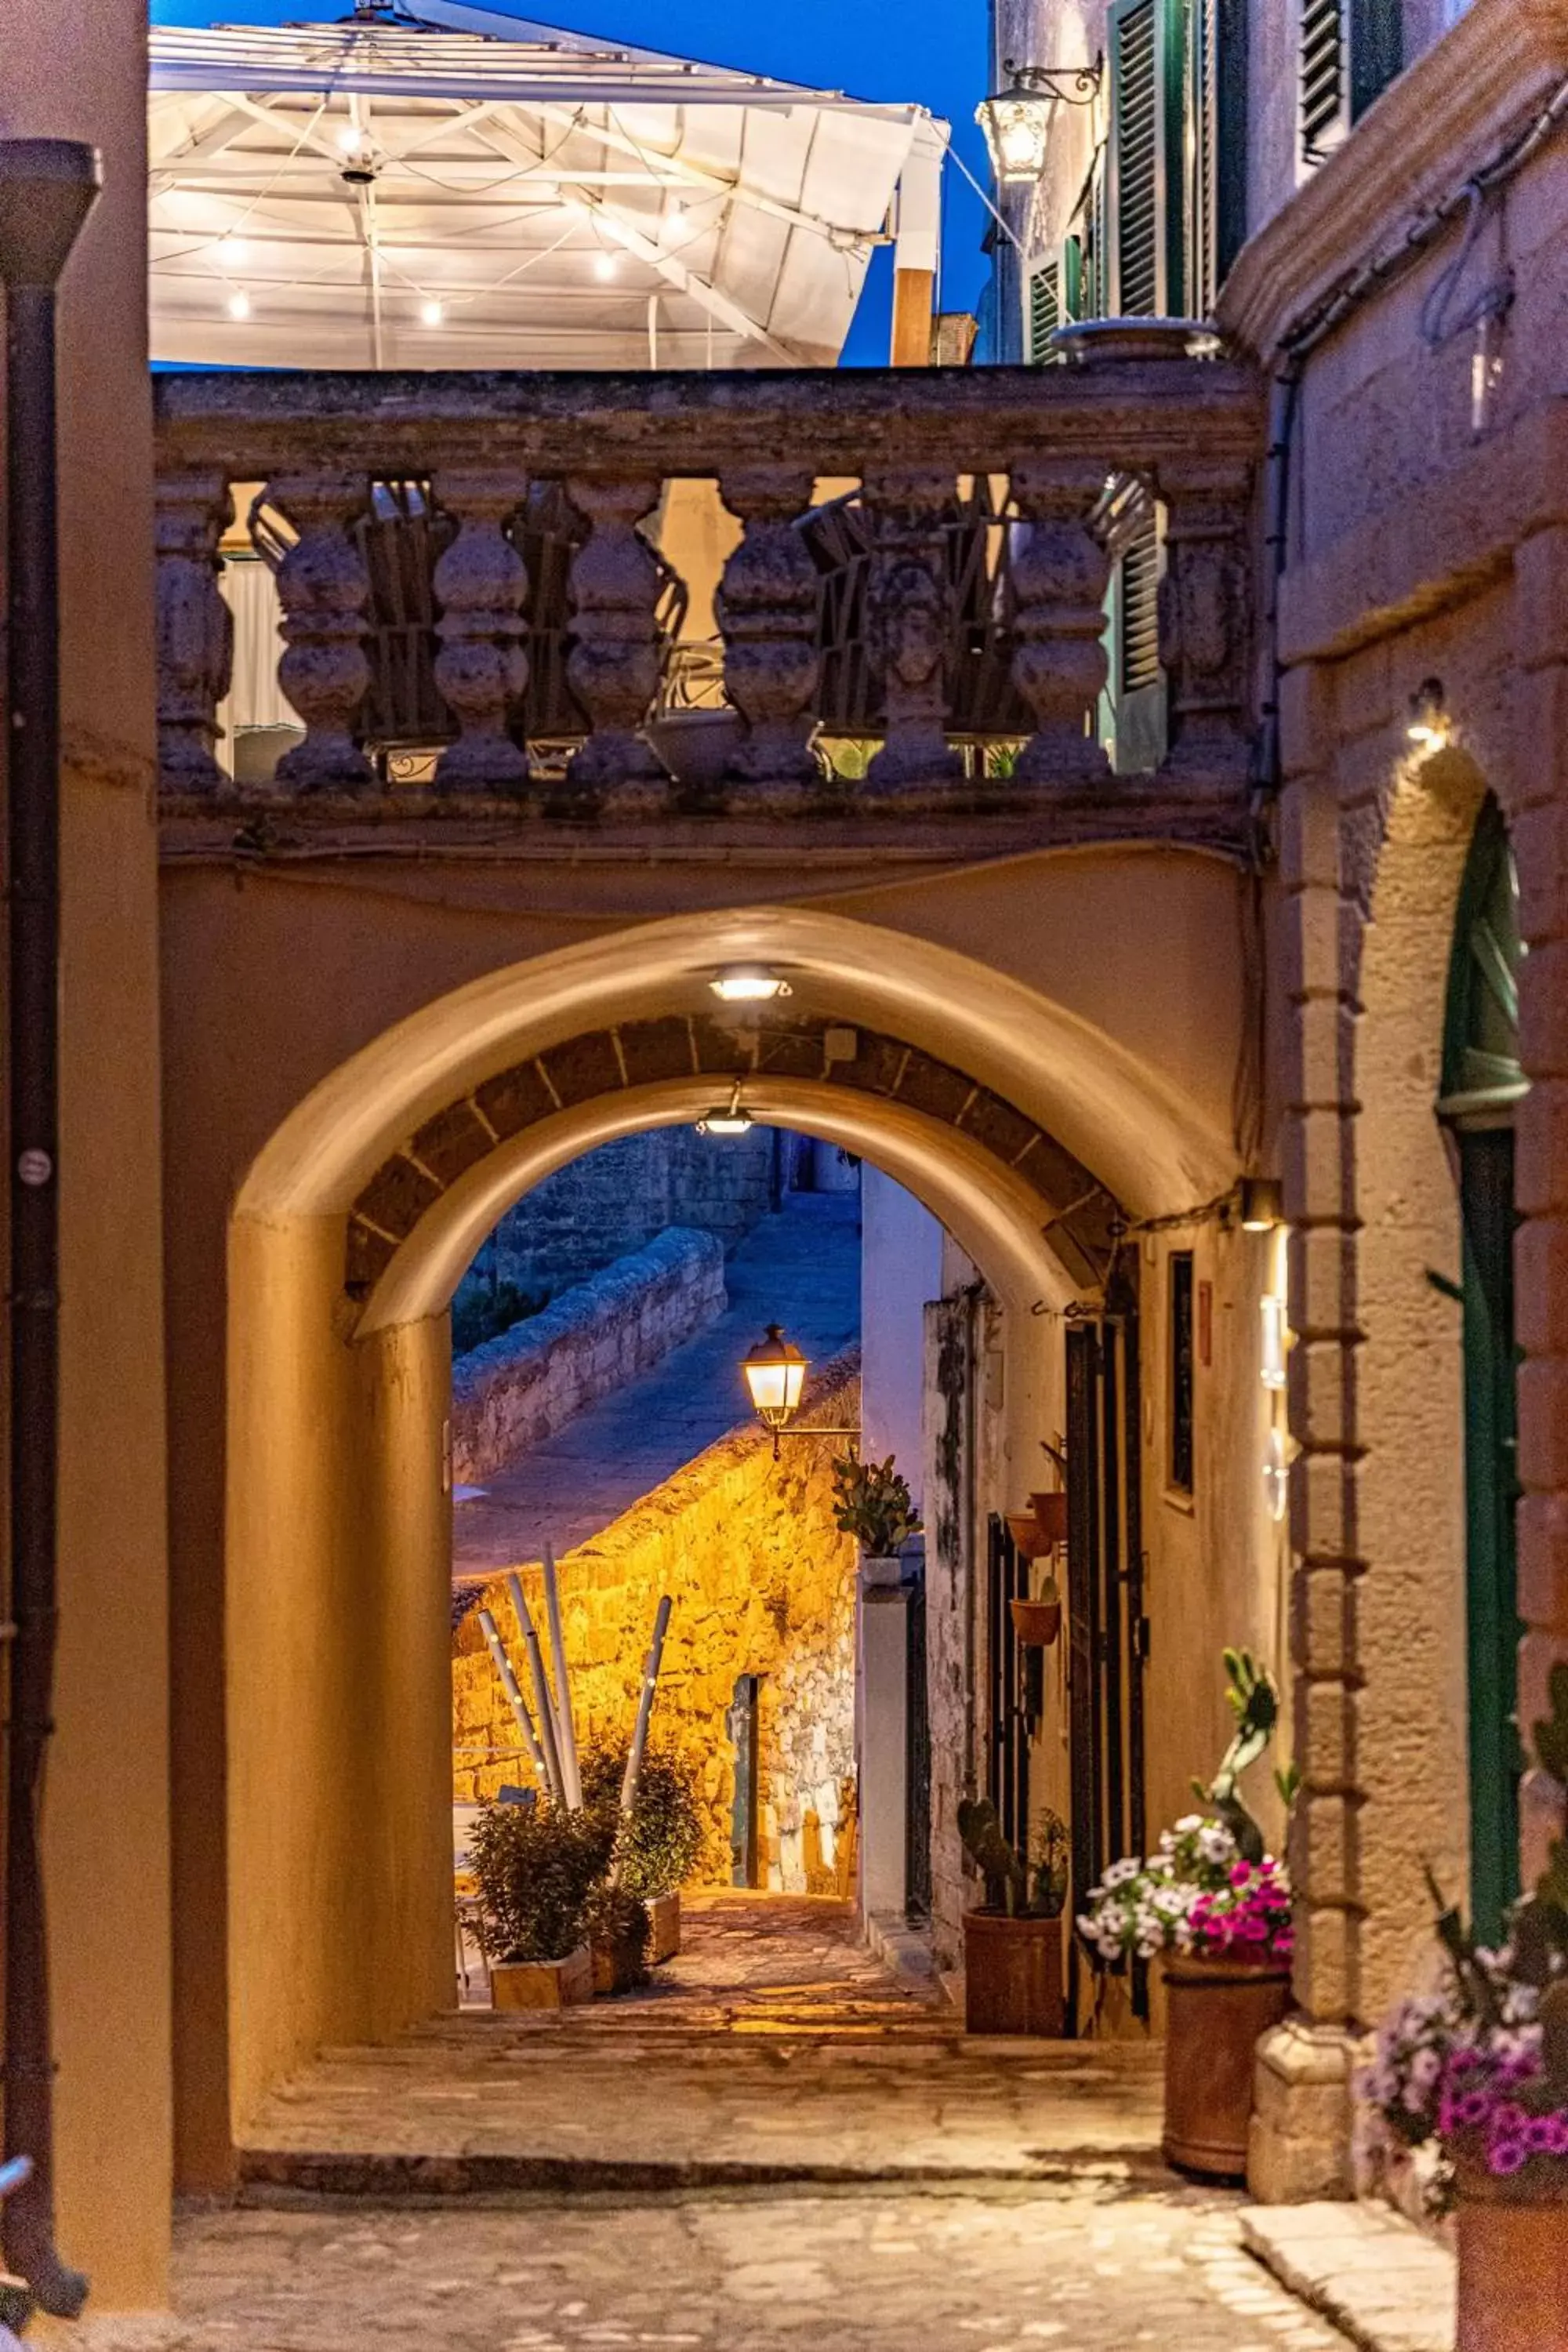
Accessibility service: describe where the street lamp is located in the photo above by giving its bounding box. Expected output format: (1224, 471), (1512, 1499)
(740, 1324), (860, 1459)
(975, 58), (1102, 187)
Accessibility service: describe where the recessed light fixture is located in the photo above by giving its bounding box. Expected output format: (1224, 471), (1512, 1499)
(227, 289), (252, 321)
(696, 1081), (753, 1138)
(709, 966), (790, 1003)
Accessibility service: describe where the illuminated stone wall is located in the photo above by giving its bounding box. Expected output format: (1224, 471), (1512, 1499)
(453, 1356), (860, 1892)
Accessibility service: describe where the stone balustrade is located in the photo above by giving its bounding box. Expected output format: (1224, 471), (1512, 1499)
(151, 357), (1263, 833)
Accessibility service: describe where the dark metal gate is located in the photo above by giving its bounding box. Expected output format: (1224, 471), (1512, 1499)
(985, 1514), (1032, 1857)
(1064, 1263), (1149, 2025)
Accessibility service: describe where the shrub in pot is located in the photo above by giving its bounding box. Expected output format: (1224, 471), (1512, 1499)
(1363, 1664), (1568, 2351)
(833, 1452), (920, 1586)
(958, 1797), (1070, 2034)
(1078, 1649), (1297, 2177)
(581, 1740), (706, 1962)
(470, 1796), (614, 2009)
(586, 1882), (653, 1994)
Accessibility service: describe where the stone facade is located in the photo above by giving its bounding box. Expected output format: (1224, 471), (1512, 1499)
(453, 1359), (860, 1892)
(474, 1125), (779, 1302)
(1216, 0), (1568, 2198)
(452, 1228), (725, 1483)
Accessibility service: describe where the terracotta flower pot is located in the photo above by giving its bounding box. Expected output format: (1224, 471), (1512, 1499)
(489, 1943), (593, 2011)
(1160, 1949), (1291, 2178)
(1010, 1595), (1062, 1647)
(1029, 1491), (1069, 1547)
(1456, 2162), (1568, 2350)
(1004, 1512), (1053, 1560)
(963, 1908), (1065, 2036)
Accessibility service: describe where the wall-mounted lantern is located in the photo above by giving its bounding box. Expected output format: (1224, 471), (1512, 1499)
(975, 57), (1102, 187)
(1238, 1176), (1284, 1232)
(740, 1323), (858, 1458)
(1406, 677), (1450, 752)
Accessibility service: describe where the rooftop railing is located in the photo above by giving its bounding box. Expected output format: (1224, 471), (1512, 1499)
(152, 346), (1263, 837)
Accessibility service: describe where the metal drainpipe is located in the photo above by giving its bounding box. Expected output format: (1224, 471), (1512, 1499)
(0, 136), (100, 2322)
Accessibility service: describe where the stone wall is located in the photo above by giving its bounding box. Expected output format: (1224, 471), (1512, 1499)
(477, 1125), (779, 1301)
(452, 1229), (725, 1483)
(453, 1357), (861, 1892)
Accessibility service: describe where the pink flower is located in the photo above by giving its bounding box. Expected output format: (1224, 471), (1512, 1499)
(1488, 2137), (1529, 2176)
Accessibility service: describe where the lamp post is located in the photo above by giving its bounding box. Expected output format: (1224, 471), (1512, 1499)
(975, 59), (1102, 187)
(0, 135), (100, 2323)
(740, 1325), (859, 1460)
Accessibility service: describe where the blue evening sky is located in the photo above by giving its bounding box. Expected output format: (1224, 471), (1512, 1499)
(150, 0), (994, 363)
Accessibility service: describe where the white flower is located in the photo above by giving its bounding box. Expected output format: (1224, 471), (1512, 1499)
(1174, 1814), (1203, 1835)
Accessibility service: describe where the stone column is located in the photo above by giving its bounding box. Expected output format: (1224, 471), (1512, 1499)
(154, 467), (234, 795)
(1511, 520), (1568, 1885)
(715, 466), (820, 790)
(265, 470), (374, 796)
(431, 468), (530, 797)
(1007, 459), (1112, 787)
(561, 473), (666, 808)
(862, 467), (964, 793)
(1156, 454), (1254, 783)
(1249, 659), (1364, 2201)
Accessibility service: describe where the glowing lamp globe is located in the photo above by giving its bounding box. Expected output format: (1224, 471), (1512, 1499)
(742, 1323), (808, 1432)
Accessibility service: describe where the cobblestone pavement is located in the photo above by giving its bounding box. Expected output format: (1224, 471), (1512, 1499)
(85, 2185), (1350, 2352)
(243, 1900), (1166, 2194)
(453, 1196), (861, 1577)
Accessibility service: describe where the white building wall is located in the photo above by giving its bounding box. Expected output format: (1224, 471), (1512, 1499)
(860, 1166), (945, 1507)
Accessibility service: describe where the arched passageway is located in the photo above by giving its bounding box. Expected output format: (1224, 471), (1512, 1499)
(202, 901), (1276, 2158)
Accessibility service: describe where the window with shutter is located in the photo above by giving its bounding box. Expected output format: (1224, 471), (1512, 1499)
(1301, 0), (1403, 169)
(1110, 0), (1162, 314)
(1029, 262), (1061, 364)
(1119, 512), (1162, 699)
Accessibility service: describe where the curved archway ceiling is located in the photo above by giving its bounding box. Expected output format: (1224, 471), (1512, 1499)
(147, 9), (938, 369)
(347, 1011), (1124, 1302)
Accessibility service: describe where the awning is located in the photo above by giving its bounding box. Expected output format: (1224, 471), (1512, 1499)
(147, 1), (947, 368)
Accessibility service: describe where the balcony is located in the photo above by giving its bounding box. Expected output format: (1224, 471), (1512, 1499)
(152, 347), (1264, 855)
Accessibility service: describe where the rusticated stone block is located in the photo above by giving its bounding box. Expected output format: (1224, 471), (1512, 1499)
(536, 1032), (622, 1109)
(410, 1100), (495, 1187)
(618, 1017), (697, 1087)
(1292, 1567), (1360, 1681)
(890, 1050), (975, 1126)
(346, 1218), (397, 1294)
(957, 1090), (1038, 1167)
(354, 1153), (442, 1243)
(475, 1061), (557, 1141)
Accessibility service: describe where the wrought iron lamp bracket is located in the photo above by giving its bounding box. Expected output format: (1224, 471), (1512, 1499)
(1000, 56), (1104, 105)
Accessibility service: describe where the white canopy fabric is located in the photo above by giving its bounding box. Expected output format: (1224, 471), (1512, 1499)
(148, 2), (947, 368)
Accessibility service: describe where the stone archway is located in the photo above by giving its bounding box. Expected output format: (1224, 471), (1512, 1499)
(216, 904), (1240, 2150)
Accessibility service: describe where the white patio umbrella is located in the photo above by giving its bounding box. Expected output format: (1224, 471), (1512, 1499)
(147, 0), (948, 369)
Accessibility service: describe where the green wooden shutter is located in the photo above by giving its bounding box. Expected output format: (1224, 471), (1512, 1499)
(1028, 262), (1061, 364)
(1108, 0), (1186, 315)
(1350, 0), (1403, 122)
(1186, 0), (1247, 310)
(1300, 0), (1345, 163)
(1119, 513), (1162, 699)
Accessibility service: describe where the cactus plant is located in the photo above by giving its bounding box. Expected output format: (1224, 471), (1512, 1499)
(831, 1453), (920, 1556)
(958, 1796), (1069, 1918)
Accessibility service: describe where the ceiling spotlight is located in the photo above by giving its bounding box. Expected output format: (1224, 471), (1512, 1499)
(593, 249), (619, 281)
(419, 297), (444, 327)
(1406, 677), (1450, 751)
(696, 1080), (753, 1138)
(227, 289), (252, 321)
(709, 966), (790, 1003)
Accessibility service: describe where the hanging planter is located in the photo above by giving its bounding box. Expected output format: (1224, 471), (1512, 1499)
(1004, 1512), (1055, 1560)
(1029, 1490), (1069, 1548)
(1010, 1573), (1062, 1649)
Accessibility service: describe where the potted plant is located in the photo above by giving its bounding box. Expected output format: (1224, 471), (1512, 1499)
(832, 1452), (920, 1588)
(582, 1740), (706, 1963)
(958, 1797), (1070, 2034)
(1077, 1649), (1297, 2177)
(469, 1797), (614, 2010)
(1363, 1665), (1568, 2350)
(585, 1882), (653, 1994)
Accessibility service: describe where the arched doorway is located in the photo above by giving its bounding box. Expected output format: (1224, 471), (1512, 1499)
(1439, 792), (1526, 1940)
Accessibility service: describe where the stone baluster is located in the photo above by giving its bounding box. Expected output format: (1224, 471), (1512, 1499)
(431, 469), (531, 797)
(154, 468), (234, 796)
(1156, 455), (1254, 782)
(1007, 459), (1112, 787)
(861, 468), (963, 793)
(265, 470), (374, 796)
(561, 474), (666, 807)
(715, 467), (821, 790)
